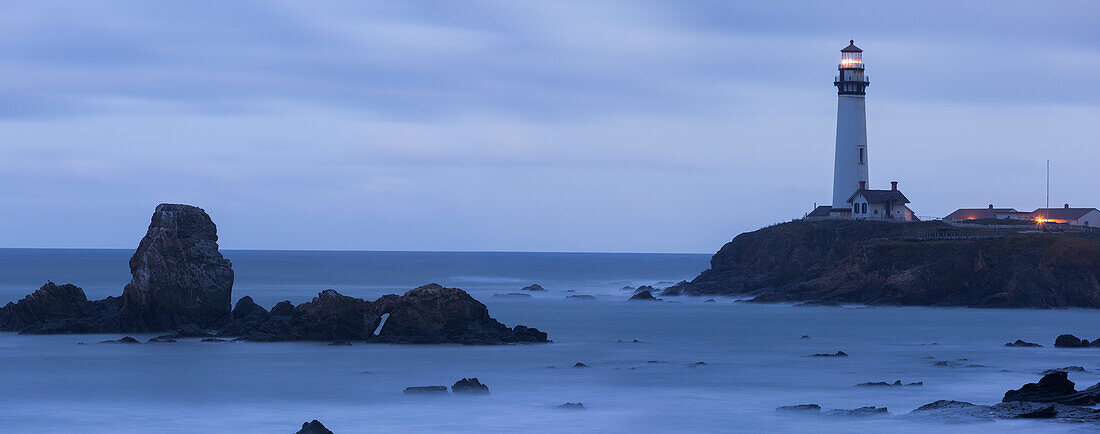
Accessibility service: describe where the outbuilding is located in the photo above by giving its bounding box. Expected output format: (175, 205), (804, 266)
(847, 181), (915, 222)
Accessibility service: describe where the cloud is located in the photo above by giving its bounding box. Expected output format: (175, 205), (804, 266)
(0, 0), (1098, 251)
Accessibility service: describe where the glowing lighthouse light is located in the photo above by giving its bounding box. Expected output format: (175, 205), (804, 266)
(839, 50), (863, 68)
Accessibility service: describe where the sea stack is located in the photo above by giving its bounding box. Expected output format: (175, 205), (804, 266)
(118, 204), (234, 330)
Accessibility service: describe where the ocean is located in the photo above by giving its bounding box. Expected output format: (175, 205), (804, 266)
(1, 249), (1098, 433)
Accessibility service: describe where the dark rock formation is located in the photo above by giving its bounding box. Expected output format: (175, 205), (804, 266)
(566, 295), (595, 300)
(369, 284), (546, 344)
(704, 299), (716, 303)
(557, 402), (585, 409)
(794, 300), (841, 307)
(492, 293), (532, 299)
(809, 351), (848, 357)
(0, 282), (93, 332)
(521, 284), (546, 291)
(628, 290), (660, 301)
(1043, 366), (1087, 374)
(404, 386), (448, 394)
(1054, 334), (1093, 347)
(573, 362), (589, 368)
(328, 340), (351, 346)
(663, 220), (1100, 308)
(776, 404), (820, 412)
(824, 406), (888, 416)
(99, 336), (140, 344)
(0, 204), (231, 334)
(1005, 339), (1042, 347)
(1018, 405), (1057, 418)
(221, 284), (548, 344)
(296, 420), (333, 434)
(1003, 371), (1100, 405)
(856, 380), (921, 387)
(634, 285), (656, 294)
(118, 204), (233, 331)
(0, 206), (547, 346)
(909, 400), (1100, 423)
(451, 377), (489, 394)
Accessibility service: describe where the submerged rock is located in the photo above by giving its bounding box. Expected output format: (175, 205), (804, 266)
(573, 362), (589, 368)
(520, 284), (546, 292)
(566, 295), (596, 300)
(907, 400), (994, 423)
(557, 402), (585, 410)
(776, 404), (820, 412)
(403, 386), (448, 394)
(328, 340), (351, 346)
(1043, 366), (1087, 375)
(296, 420), (334, 434)
(794, 300), (841, 307)
(909, 399), (1100, 424)
(809, 351), (848, 357)
(492, 293), (532, 299)
(629, 290), (660, 301)
(825, 406), (888, 417)
(451, 377), (489, 394)
(856, 380), (921, 387)
(99, 336), (141, 344)
(1004, 339), (1042, 347)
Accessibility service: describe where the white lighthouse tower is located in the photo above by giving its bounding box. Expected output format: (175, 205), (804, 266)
(830, 40), (870, 216)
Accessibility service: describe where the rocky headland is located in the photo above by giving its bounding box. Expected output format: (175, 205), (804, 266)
(0, 204), (547, 344)
(663, 219), (1100, 308)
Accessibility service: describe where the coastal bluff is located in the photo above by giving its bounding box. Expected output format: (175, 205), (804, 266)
(0, 204), (547, 344)
(664, 220), (1100, 308)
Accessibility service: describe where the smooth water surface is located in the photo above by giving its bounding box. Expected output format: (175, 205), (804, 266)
(2, 249), (1099, 433)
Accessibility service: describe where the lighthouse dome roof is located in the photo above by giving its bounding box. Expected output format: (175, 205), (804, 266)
(841, 40), (862, 52)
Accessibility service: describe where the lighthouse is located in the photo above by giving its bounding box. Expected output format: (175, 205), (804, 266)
(830, 40), (870, 216)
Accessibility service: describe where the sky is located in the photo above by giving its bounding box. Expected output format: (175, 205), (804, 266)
(1, 1), (1098, 252)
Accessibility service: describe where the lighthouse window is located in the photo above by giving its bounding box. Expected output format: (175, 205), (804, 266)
(859, 148), (864, 164)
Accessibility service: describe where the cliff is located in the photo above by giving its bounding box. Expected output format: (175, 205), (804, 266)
(664, 220), (1100, 308)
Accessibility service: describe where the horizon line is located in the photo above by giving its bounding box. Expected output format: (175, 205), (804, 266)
(0, 247), (712, 255)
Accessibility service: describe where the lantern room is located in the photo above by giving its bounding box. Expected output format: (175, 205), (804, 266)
(839, 40), (864, 69)
(834, 40), (869, 96)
